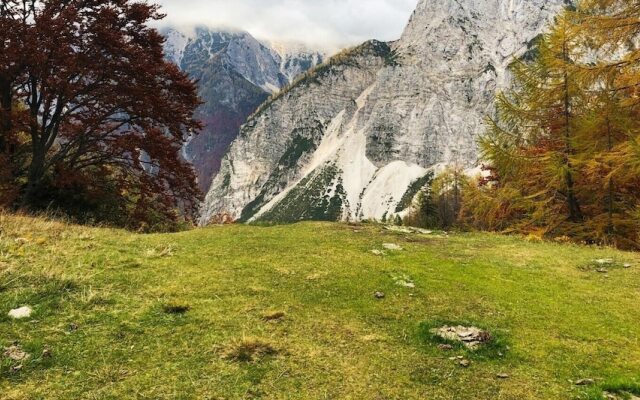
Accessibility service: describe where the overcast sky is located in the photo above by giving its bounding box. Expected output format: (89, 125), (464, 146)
(155, 0), (419, 51)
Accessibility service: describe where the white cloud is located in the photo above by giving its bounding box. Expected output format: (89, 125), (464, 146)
(154, 0), (419, 51)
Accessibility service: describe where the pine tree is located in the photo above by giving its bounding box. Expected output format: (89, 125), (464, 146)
(571, 0), (640, 247)
(473, 0), (640, 248)
(481, 11), (587, 232)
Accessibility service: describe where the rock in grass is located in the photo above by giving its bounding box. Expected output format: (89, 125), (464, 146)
(596, 268), (609, 274)
(575, 378), (595, 386)
(497, 373), (510, 379)
(395, 279), (415, 288)
(459, 359), (471, 368)
(374, 291), (386, 299)
(8, 306), (32, 319)
(383, 243), (403, 251)
(438, 344), (454, 351)
(371, 250), (386, 256)
(14, 238), (29, 245)
(392, 274), (415, 288)
(431, 325), (492, 350)
(624, 263), (632, 269)
(603, 391), (640, 400)
(3, 344), (30, 361)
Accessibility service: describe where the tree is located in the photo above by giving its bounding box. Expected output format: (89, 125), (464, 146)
(480, 11), (588, 234)
(404, 166), (467, 230)
(0, 0), (202, 230)
(472, 1), (640, 248)
(571, 0), (640, 246)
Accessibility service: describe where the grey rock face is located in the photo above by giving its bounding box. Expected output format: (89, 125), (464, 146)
(202, 41), (390, 224)
(162, 27), (325, 192)
(201, 0), (569, 224)
(269, 42), (326, 83)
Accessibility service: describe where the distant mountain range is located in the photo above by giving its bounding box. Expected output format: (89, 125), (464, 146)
(161, 27), (326, 192)
(200, 0), (570, 225)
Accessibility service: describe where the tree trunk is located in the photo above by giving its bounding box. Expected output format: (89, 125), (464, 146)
(606, 116), (614, 235)
(22, 120), (47, 206)
(23, 149), (46, 205)
(562, 63), (583, 223)
(0, 77), (11, 154)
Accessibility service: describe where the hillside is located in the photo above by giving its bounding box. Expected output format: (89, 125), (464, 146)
(1, 215), (640, 399)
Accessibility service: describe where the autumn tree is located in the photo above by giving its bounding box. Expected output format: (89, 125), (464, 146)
(572, 0), (640, 246)
(470, 0), (640, 248)
(0, 0), (202, 230)
(478, 11), (590, 236)
(404, 166), (467, 230)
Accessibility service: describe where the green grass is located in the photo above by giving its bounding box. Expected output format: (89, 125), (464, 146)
(1, 214), (640, 399)
(581, 377), (640, 399)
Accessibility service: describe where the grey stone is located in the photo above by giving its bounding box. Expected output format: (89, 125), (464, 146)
(8, 306), (32, 319)
(3, 345), (30, 361)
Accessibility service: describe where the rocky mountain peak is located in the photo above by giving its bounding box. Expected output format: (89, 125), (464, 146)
(161, 27), (326, 193)
(200, 0), (570, 225)
(397, 0), (571, 69)
(267, 41), (327, 83)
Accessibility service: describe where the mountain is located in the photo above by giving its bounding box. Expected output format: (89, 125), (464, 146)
(200, 0), (570, 225)
(162, 27), (326, 192)
(269, 41), (327, 83)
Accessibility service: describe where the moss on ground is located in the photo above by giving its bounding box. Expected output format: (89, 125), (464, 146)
(0, 213), (639, 399)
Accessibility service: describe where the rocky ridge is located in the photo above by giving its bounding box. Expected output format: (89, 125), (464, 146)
(201, 0), (570, 224)
(162, 27), (326, 192)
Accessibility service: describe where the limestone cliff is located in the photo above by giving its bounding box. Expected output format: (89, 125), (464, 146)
(201, 0), (570, 224)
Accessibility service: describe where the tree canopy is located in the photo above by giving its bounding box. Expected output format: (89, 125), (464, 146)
(468, 0), (640, 248)
(0, 0), (202, 231)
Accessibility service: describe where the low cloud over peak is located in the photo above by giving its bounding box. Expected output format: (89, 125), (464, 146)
(155, 0), (419, 52)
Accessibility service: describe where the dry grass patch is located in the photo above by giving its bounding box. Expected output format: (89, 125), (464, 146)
(222, 338), (279, 362)
(161, 301), (191, 314)
(262, 311), (286, 322)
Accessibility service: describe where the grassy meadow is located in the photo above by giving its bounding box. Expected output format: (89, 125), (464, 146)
(1, 214), (639, 399)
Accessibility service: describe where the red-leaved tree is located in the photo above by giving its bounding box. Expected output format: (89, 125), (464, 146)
(0, 0), (202, 230)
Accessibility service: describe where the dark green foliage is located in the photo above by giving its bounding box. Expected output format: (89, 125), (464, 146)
(257, 164), (346, 223)
(393, 215), (403, 226)
(221, 173), (231, 190)
(519, 34), (544, 62)
(278, 136), (316, 169)
(395, 172), (434, 212)
(385, 49), (400, 67)
(404, 168), (466, 230)
(239, 123), (324, 222)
